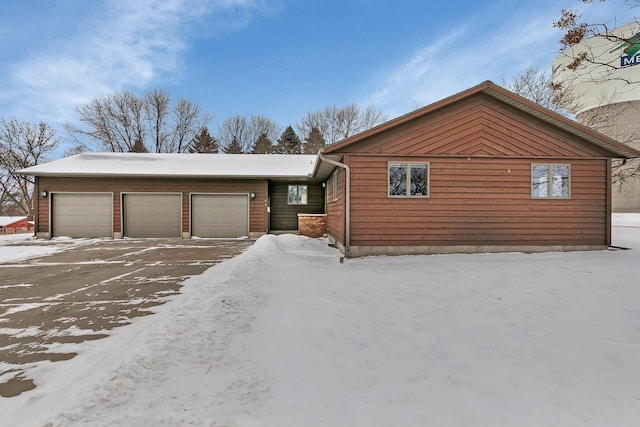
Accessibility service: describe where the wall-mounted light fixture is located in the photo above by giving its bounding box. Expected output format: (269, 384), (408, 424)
(250, 192), (256, 199)
(41, 191), (48, 198)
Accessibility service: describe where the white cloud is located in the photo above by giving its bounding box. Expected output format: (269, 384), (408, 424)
(361, 7), (565, 118)
(0, 0), (275, 125)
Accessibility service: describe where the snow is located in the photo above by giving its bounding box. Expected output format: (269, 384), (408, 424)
(2, 215), (640, 425)
(0, 233), (94, 264)
(17, 152), (318, 178)
(613, 212), (640, 227)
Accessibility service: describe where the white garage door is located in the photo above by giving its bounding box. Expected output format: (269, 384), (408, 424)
(52, 193), (113, 238)
(191, 194), (249, 238)
(123, 194), (182, 238)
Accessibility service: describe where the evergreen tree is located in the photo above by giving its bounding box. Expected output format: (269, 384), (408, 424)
(224, 138), (244, 154)
(188, 127), (219, 153)
(129, 137), (148, 153)
(303, 126), (326, 154)
(252, 132), (274, 154)
(274, 126), (302, 154)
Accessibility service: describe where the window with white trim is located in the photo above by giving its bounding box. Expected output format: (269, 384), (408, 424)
(288, 185), (308, 205)
(388, 162), (429, 197)
(531, 164), (570, 199)
(332, 170), (339, 201)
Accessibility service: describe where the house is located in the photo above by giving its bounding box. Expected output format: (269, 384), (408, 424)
(18, 81), (640, 256)
(0, 216), (32, 234)
(314, 81), (640, 256)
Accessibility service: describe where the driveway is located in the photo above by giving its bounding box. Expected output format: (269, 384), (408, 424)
(0, 238), (253, 397)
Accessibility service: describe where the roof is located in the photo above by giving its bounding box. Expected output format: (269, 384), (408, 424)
(18, 153), (318, 179)
(323, 80), (640, 159)
(0, 216), (28, 227)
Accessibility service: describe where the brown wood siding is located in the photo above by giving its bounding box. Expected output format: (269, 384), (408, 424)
(348, 156), (607, 247)
(34, 177), (40, 227)
(269, 181), (325, 231)
(326, 168), (345, 245)
(36, 177), (268, 235)
(335, 95), (611, 158)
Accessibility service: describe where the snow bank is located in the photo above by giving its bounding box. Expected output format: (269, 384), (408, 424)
(612, 212), (640, 227)
(4, 227), (640, 426)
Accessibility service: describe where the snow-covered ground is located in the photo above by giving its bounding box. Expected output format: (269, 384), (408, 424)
(3, 216), (640, 426)
(0, 235), (60, 263)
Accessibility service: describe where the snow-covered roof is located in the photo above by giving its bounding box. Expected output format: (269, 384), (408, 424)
(0, 216), (28, 227)
(18, 153), (319, 179)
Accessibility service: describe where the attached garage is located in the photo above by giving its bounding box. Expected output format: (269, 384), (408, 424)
(123, 193), (182, 238)
(52, 193), (113, 238)
(191, 194), (249, 238)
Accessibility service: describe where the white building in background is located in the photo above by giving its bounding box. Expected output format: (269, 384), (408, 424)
(553, 23), (640, 212)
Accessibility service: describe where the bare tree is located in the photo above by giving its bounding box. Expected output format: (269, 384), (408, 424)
(0, 119), (59, 218)
(145, 88), (170, 153)
(297, 103), (387, 146)
(360, 105), (388, 131)
(502, 66), (577, 115)
(247, 115), (281, 152)
(217, 114), (281, 153)
(65, 91), (144, 152)
(63, 144), (89, 158)
(66, 89), (211, 153)
(218, 114), (249, 153)
(172, 99), (209, 153)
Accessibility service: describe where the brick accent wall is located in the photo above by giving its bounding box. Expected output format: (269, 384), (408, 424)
(298, 214), (327, 238)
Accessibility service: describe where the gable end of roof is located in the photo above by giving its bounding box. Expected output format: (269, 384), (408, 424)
(324, 81), (640, 159)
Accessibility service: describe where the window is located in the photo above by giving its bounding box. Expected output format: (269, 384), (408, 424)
(388, 162), (429, 197)
(332, 170), (339, 201)
(288, 185), (308, 205)
(531, 164), (570, 199)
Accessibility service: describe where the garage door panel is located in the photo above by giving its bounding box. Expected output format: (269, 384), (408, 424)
(192, 194), (248, 238)
(123, 194), (182, 238)
(52, 193), (112, 238)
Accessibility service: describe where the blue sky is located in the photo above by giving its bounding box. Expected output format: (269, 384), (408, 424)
(0, 0), (631, 151)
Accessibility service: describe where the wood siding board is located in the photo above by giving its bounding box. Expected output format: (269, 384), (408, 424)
(326, 167), (346, 245)
(268, 181), (325, 231)
(336, 96), (609, 159)
(424, 115), (549, 157)
(113, 193), (121, 233)
(472, 103), (583, 158)
(480, 101), (609, 157)
(606, 158), (612, 246)
(425, 127), (506, 157)
(346, 156), (607, 248)
(452, 97), (605, 158)
(33, 178), (38, 222)
(336, 100), (486, 154)
(385, 106), (500, 155)
(393, 115), (490, 155)
(387, 100), (504, 155)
